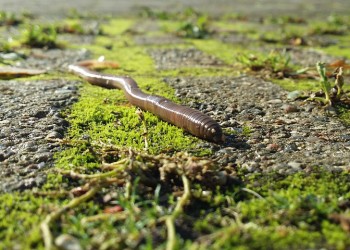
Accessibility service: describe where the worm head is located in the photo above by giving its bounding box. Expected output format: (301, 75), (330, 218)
(208, 124), (225, 143)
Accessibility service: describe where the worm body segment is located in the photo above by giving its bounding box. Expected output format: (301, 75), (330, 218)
(69, 65), (224, 143)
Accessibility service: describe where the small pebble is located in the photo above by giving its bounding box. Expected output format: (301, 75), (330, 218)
(55, 234), (82, 250)
(287, 90), (303, 100)
(284, 143), (298, 152)
(266, 143), (279, 152)
(282, 104), (299, 113)
(267, 99), (282, 104)
(287, 161), (302, 170)
(45, 131), (63, 140)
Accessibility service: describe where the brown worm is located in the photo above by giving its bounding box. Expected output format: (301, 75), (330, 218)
(68, 64), (224, 143)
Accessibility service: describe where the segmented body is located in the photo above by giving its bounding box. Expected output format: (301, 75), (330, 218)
(69, 64), (224, 143)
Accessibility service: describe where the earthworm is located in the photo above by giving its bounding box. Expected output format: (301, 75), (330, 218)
(68, 64), (224, 143)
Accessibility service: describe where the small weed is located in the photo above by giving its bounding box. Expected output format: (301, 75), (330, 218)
(309, 16), (349, 36)
(337, 104), (350, 125)
(138, 7), (204, 22)
(313, 62), (345, 105)
(0, 42), (13, 53)
(57, 22), (85, 35)
(316, 62), (332, 104)
(137, 7), (173, 20)
(222, 12), (248, 21)
(22, 25), (60, 49)
(242, 125), (253, 137)
(66, 8), (109, 20)
(327, 14), (350, 26)
(176, 15), (211, 39)
(0, 11), (30, 26)
(237, 50), (293, 78)
(56, 20), (103, 36)
(262, 15), (307, 26)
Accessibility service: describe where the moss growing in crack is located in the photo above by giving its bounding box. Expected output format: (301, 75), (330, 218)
(320, 42), (350, 59)
(160, 66), (238, 77)
(191, 39), (244, 65)
(337, 104), (350, 126)
(176, 15), (211, 39)
(308, 19), (349, 36)
(273, 78), (321, 92)
(22, 24), (61, 49)
(0, 192), (52, 249)
(188, 171), (350, 250)
(212, 20), (259, 35)
(100, 19), (135, 36)
(82, 38), (155, 76)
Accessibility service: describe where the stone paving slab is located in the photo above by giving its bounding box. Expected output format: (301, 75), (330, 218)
(0, 79), (79, 191)
(1, 0), (350, 18)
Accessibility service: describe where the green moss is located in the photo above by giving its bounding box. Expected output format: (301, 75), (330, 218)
(176, 15), (211, 39)
(12, 73), (75, 82)
(55, 19), (100, 35)
(0, 192), (51, 249)
(158, 19), (179, 30)
(308, 19), (348, 36)
(160, 67), (239, 77)
(273, 70), (350, 93)
(242, 125), (253, 137)
(81, 39), (155, 76)
(188, 171), (350, 250)
(212, 20), (259, 35)
(337, 104), (350, 126)
(260, 25), (308, 43)
(22, 24), (60, 49)
(273, 78), (320, 92)
(191, 39), (243, 65)
(320, 44), (350, 59)
(100, 19), (135, 36)
(0, 11), (30, 26)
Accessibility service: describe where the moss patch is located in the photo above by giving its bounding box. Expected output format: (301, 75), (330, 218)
(191, 39), (244, 65)
(100, 19), (135, 36)
(273, 78), (320, 92)
(0, 193), (52, 249)
(189, 171), (350, 250)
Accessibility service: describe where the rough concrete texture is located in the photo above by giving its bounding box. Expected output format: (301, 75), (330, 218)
(1, 0), (350, 18)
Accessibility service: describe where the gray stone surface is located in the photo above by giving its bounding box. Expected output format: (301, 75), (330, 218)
(0, 79), (80, 191)
(1, 0), (350, 18)
(149, 48), (225, 70)
(0, 48), (88, 192)
(164, 75), (350, 173)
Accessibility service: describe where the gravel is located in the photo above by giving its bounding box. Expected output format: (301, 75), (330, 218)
(16, 48), (90, 71)
(0, 47), (88, 192)
(164, 75), (350, 173)
(0, 79), (80, 192)
(148, 48), (225, 70)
